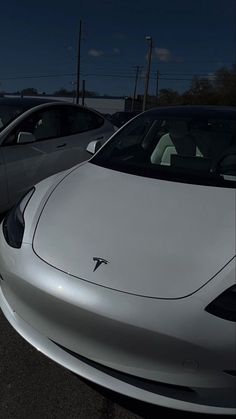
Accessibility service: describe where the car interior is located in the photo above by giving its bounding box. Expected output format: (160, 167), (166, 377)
(107, 117), (236, 177)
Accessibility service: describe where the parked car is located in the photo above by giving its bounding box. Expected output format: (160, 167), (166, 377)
(0, 106), (235, 414)
(110, 111), (140, 127)
(0, 97), (115, 212)
(0, 97), (53, 129)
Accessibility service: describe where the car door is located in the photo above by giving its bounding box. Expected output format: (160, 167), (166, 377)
(2, 106), (68, 206)
(52, 106), (114, 170)
(0, 147), (8, 213)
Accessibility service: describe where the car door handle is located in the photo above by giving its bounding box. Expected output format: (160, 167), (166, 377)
(94, 136), (104, 141)
(57, 143), (67, 149)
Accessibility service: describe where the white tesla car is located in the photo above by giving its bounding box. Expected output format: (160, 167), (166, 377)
(0, 107), (235, 414)
(0, 97), (115, 213)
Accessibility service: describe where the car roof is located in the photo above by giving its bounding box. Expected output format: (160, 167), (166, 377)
(145, 105), (236, 118)
(0, 97), (61, 108)
(113, 111), (140, 116)
(0, 97), (105, 118)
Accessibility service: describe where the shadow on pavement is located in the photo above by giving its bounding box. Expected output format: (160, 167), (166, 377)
(76, 376), (226, 419)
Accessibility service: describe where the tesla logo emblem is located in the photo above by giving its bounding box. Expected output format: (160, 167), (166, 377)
(93, 257), (109, 272)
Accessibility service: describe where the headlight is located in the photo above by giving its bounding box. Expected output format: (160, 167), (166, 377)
(2, 188), (35, 249)
(205, 285), (236, 322)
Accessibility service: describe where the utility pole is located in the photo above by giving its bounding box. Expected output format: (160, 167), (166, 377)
(156, 70), (160, 102)
(142, 36), (153, 112)
(76, 20), (82, 104)
(131, 66), (141, 111)
(82, 79), (85, 105)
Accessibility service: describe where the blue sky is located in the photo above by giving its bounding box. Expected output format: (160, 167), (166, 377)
(0, 0), (235, 96)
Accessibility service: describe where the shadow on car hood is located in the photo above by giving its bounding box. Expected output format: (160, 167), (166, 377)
(33, 163), (235, 299)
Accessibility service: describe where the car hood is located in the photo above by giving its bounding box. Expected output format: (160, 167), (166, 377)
(33, 162), (235, 299)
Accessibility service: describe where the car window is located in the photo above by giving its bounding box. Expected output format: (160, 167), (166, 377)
(3, 107), (62, 145)
(64, 107), (104, 136)
(92, 113), (236, 188)
(0, 105), (26, 131)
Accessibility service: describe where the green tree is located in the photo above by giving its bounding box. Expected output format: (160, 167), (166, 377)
(213, 67), (236, 105)
(182, 67), (236, 106)
(53, 88), (75, 97)
(183, 77), (216, 105)
(158, 89), (181, 106)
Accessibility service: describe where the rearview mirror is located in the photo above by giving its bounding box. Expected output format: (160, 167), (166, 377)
(86, 140), (102, 155)
(17, 132), (36, 144)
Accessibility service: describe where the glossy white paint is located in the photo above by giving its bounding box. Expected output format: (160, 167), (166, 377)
(33, 162), (235, 299)
(0, 218), (235, 413)
(3, 136), (64, 206)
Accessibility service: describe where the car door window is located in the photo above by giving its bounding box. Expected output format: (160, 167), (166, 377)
(3, 107), (62, 146)
(64, 107), (104, 136)
(0, 105), (25, 131)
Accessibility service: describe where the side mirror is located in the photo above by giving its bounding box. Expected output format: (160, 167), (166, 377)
(86, 140), (102, 155)
(17, 132), (36, 144)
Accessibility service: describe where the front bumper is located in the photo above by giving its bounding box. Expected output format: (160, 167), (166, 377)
(0, 228), (235, 414)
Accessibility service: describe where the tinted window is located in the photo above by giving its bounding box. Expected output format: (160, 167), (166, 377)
(4, 107), (62, 145)
(111, 111), (140, 127)
(92, 112), (236, 188)
(65, 107), (104, 135)
(0, 105), (26, 131)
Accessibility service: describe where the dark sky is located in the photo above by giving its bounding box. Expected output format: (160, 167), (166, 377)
(0, 0), (235, 96)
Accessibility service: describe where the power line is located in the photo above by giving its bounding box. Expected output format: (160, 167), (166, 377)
(0, 73), (76, 80)
(1, 66), (233, 82)
(0, 66), (233, 82)
(151, 72), (217, 76)
(83, 73), (136, 78)
(0, 72), (221, 83)
(156, 60), (234, 64)
(158, 77), (215, 81)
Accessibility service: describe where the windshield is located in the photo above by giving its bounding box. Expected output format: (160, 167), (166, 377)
(91, 112), (236, 187)
(0, 104), (27, 131)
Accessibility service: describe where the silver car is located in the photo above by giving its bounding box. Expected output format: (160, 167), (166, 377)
(0, 97), (115, 213)
(0, 106), (235, 414)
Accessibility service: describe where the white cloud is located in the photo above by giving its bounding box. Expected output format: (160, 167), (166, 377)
(88, 49), (104, 57)
(113, 48), (120, 54)
(148, 48), (183, 63)
(155, 48), (171, 62)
